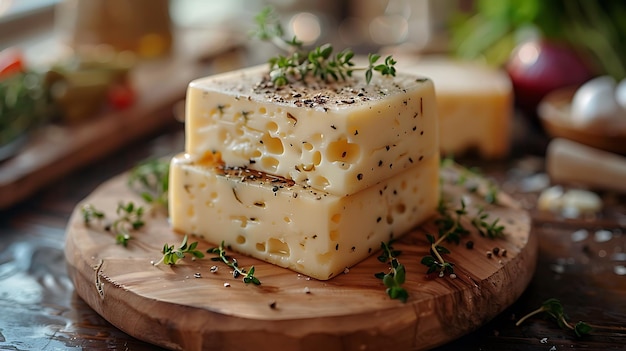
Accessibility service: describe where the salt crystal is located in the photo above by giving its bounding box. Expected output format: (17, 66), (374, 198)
(540, 337), (548, 344)
(614, 265), (626, 275)
(550, 264), (565, 274)
(594, 230), (613, 243)
(571, 229), (589, 242)
(520, 173), (550, 193)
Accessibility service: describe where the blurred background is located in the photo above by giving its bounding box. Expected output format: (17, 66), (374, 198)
(1, 0), (625, 208)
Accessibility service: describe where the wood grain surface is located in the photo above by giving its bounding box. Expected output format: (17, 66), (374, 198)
(64, 165), (537, 351)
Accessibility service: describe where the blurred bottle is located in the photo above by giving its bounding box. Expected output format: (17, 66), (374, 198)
(55, 0), (173, 58)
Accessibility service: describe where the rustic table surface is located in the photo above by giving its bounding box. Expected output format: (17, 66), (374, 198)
(1, 90), (625, 350)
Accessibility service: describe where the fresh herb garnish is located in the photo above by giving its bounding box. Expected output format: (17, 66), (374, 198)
(207, 241), (261, 285)
(128, 158), (170, 214)
(471, 207), (506, 239)
(516, 298), (626, 337)
(154, 234), (205, 266)
(110, 202), (145, 246)
(421, 161), (506, 276)
(375, 240), (408, 302)
(81, 204), (105, 226)
(252, 6), (396, 86)
(80, 202), (145, 247)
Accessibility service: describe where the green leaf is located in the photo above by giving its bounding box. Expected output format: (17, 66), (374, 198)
(395, 264), (406, 284)
(574, 321), (592, 337)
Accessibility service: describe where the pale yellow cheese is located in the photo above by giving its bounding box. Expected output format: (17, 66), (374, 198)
(169, 153), (439, 280)
(398, 56), (513, 159)
(184, 64), (438, 196)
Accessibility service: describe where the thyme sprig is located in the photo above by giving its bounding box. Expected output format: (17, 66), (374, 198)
(516, 298), (591, 337)
(207, 241), (261, 285)
(80, 202), (145, 247)
(128, 158), (170, 214)
(471, 207), (506, 239)
(375, 240), (408, 302)
(81, 204), (105, 226)
(421, 166), (506, 276)
(111, 202), (145, 246)
(516, 298), (626, 337)
(154, 234), (205, 266)
(252, 6), (396, 86)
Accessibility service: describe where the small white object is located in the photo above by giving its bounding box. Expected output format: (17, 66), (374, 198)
(615, 78), (626, 109)
(571, 229), (589, 242)
(537, 186), (602, 217)
(594, 230), (613, 243)
(561, 189), (603, 214)
(537, 186), (564, 212)
(570, 76), (626, 132)
(614, 265), (626, 275)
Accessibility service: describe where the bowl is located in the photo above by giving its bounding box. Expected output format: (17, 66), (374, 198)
(538, 87), (626, 155)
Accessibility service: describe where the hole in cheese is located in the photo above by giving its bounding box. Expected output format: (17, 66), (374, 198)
(236, 235), (246, 244)
(312, 151), (322, 166)
(327, 139), (360, 164)
(329, 230), (339, 241)
(261, 157), (279, 172)
(317, 251), (332, 264)
(262, 134), (284, 154)
(256, 242), (266, 252)
(266, 121), (278, 133)
(268, 238), (290, 257)
(312, 175), (330, 189)
(331, 213), (341, 223)
(386, 214), (394, 225)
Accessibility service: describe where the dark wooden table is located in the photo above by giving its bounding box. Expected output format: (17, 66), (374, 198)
(1, 107), (625, 350)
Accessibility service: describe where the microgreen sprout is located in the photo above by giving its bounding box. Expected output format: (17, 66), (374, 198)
(421, 176), (506, 276)
(375, 240), (408, 302)
(81, 204), (105, 226)
(80, 202), (145, 247)
(110, 202), (145, 246)
(207, 241), (261, 285)
(128, 158), (170, 214)
(252, 6), (396, 86)
(154, 234), (205, 266)
(471, 207), (506, 239)
(515, 298), (626, 337)
(516, 298), (591, 337)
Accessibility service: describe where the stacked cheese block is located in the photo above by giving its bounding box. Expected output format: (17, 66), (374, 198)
(398, 56), (513, 159)
(169, 64), (440, 280)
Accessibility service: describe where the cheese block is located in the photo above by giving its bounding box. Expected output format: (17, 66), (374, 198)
(398, 56), (513, 159)
(168, 152), (439, 280)
(184, 64), (437, 196)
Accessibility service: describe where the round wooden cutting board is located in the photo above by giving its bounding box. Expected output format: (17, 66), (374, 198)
(65, 165), (537, 351)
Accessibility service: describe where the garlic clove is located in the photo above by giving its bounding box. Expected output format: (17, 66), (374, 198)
(570, 76), (626, 132)
(615, 77), (626, 110)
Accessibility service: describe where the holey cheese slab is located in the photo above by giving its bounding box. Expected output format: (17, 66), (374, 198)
(184, 64), (438, 197)
(65, 164), (537, 351)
